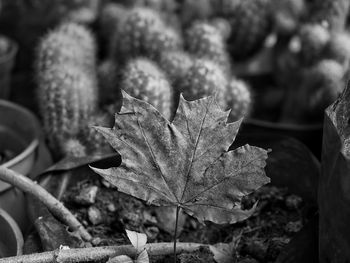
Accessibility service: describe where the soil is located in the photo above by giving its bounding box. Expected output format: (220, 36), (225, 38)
(60, 171), (314, 263)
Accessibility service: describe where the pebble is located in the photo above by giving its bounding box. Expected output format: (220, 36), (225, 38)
(91, 237), (102, 246)
(285, 194), (303, 210)
(107, 203), (116, 212)
(88, 206), (103, 225)
(284, 220), (303, 233)
(74, 186), (98, 205)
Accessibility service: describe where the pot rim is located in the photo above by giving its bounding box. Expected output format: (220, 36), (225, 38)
(0, 36), (18, 64)
(245, 118), (323, 132)
(0, 100), (41, 169)
(0, 208), (23, 256)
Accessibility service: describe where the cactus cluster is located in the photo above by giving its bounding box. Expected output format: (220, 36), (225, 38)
(36, 22), (98, 158)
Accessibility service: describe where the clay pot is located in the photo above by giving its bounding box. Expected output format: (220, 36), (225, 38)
(0, 208), (23, 258)
(0, 100), (41, 230)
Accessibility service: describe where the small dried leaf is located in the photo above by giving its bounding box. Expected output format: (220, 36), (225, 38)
(107, 255), (133, 263)
(126, 230), (147, 253)
(136, 249), (149, 263)
(209, 243), (235, 263)
(92, 92), (269, 224)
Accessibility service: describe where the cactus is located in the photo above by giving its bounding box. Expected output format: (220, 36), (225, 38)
(325, 31), (350, 65)
(61, 138), (87, 158)
(210, 18), (232, 41)
(37, 22), (96, 73)
(225, 79), (252, 121)
(309, 0), (350, 31)
(298, 24), (330, 66)
(121, 58), (174, 119)
(36, 23), (98, 157)
(158, 51), (194, 87)
(227, 0), (272, 60)
(80, 112), (114, 154)
(179, 0), (216, 26)
(185, 21), (231, 73)
(144, 26), (182, 60)
(37, 65), (97, 155)
(178, 58), (228, 108)
(112, 7), (181, 61)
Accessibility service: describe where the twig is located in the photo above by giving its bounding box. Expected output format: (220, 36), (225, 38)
(0, 166), (92, 241)
(0, 242), (206, 263)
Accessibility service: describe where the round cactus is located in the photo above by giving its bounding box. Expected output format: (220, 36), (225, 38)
(309, 0), (350, 31)
(325, 32), (350, 65)
(185, 21), (231, 73)
(144, 26), (182, 60)
(36, 23), (98, 157)
(298, 24), (330, 65)
(121, 58), (174, 119)
(112, 7), (163, 60)
(227, 0), (272, 60)
(61, 138), (87, 158)
(178, 58), (228, 108)
(37, 22), (96, 73)
(80, 112), (114, 154)
(210, 18), (232, 40)
(225, 79), (252, 121)
(37, 65), (97, 153)
(158, 51), (194, 86)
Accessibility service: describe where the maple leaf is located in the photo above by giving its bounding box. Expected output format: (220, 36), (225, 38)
(91, 91), (270, 224)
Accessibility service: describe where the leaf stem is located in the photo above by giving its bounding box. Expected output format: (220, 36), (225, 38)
(0, 166), (92, 242)
(0, 242), (207, 263)
(174, 205), (181, 263)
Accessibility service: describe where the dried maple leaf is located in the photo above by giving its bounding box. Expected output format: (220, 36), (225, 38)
(91, 91), (270, 224)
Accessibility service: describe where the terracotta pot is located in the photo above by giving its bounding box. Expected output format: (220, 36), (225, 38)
(0, 100), (41, 230)
(0, 208), (23, 258)
(0, 36), (18, 99)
